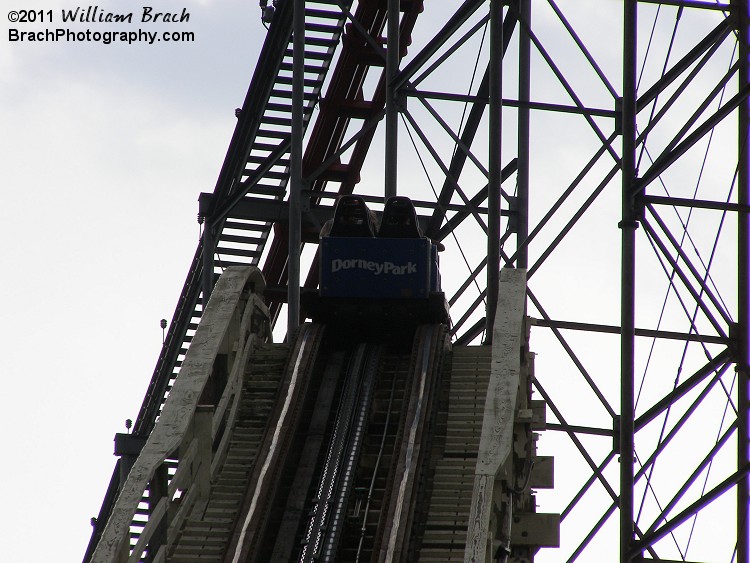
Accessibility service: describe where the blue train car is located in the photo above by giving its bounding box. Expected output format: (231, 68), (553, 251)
(307, 195), (449, 339)
(320, 236), (432, 299)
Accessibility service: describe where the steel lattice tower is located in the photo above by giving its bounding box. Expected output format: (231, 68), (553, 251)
(366, 2), (750, 560)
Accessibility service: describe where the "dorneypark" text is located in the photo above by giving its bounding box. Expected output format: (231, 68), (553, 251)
(331, 259), (417, 276)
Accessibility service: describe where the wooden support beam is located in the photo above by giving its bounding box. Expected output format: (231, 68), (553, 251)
(465, 268), (527, 563)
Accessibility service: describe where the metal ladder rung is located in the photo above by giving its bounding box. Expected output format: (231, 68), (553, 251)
(247, 153), (290, 166)
(279, 62), (327, 75)
(271, 87), (318, 99)
(257, 128), (291, 139)
(287, 48), (329, 61)
(275, 75), (324, 89)
(266, 102), (293, 113)
(249, 142), (287, 152)
(305, 8), (345, 20)
(220, 234), (266, 245)
(304, 22), (342, 35)
(262, 115), (293, 127)
(303, 36), (339, 48)
(215, 246), (262, 258)
(223, 220), (269, 231)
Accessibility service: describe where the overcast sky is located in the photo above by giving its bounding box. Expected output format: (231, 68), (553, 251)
(1, 2), (266, 560)
(1, 1), (740, 561)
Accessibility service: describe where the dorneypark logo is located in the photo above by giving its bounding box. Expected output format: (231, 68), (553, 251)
(331, 259), (417, 276)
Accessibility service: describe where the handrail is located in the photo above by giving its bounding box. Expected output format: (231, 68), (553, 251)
(90, 266), (270, 563)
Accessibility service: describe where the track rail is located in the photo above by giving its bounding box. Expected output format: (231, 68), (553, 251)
(167, 342), (290, 561)
(299, 343), (382, 562)
(226, 323), (326, 563)
(373, 324), (448, 563)
(217, 323), (449, 563)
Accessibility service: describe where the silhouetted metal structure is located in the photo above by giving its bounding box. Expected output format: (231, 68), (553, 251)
(86, 1), (749, 561)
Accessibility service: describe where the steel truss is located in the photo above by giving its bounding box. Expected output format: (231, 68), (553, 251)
(297, 1), (747, 560)
(86, 0), (749, 561)
(294, 4), (749, 556)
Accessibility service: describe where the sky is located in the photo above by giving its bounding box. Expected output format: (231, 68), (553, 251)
(1, 1), (742, 562)
(1, 1), (266, 560)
